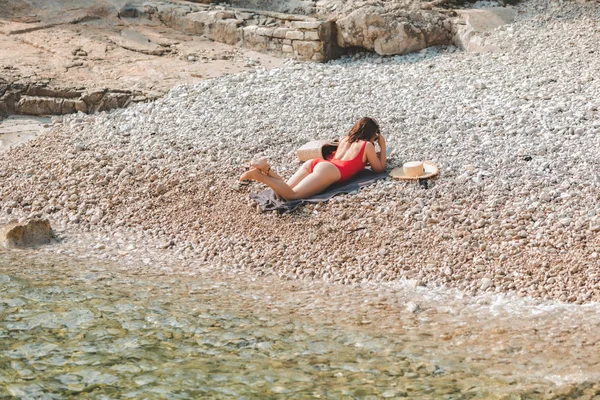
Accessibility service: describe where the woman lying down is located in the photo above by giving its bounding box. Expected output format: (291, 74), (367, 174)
(240, 117), (387, 201)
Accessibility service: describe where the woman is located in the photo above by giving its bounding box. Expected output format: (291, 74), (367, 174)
(239, 117), (387, 201)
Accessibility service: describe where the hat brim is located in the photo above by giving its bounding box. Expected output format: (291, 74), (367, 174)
(390, 161), (439, 181)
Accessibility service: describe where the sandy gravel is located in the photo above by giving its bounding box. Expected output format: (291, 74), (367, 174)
(1, 0), (600, 304)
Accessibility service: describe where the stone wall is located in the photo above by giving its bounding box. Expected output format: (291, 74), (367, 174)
(242, 20), (342, 62)
(133, 3), (344, 62)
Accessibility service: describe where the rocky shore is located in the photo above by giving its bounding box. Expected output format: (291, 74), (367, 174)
(1, 0), (599, 303)
(0, 0), (283, 119)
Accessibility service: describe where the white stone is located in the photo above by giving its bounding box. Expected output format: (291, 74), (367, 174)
(272, 28), (290, 39)
(406, 302), (420, 313)
(303, 31), (320, 41)
(256, 27), (274, 37)
(285, 30), (304, 40)
(480, 278), (493, 291)
(291, 21), (321, 30)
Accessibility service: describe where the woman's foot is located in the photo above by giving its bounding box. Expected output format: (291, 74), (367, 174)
(239, 167), (261, 182)
(250, 157), (269, 175)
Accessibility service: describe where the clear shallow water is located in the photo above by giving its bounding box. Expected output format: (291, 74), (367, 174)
(1, 251), (600, 399)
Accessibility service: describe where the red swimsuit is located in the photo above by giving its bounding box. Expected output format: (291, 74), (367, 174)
(309, 141), (368, 182)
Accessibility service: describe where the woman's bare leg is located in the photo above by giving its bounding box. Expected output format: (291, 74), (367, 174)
(250, 158), (269, 173)
(250, 159), (315, 188)
(290, 162), (340, 198)
(240, 163), (340, 200)
(250, 158), (286, 181)
(240, 169), (297, 199)
(287, 160), (313, 188)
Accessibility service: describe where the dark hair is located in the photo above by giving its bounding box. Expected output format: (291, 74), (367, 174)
(346, 117), (380, 143)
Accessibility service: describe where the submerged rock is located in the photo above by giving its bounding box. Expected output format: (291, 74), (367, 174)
(0, 218), (55, 248)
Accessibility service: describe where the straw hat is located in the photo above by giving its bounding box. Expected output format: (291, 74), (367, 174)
(390, 161), (439, 180)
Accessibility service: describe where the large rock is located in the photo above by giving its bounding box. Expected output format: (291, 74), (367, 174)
(0, 219), (55, 248)
(453, 8), (517, 53)
(336, 7), (451, 56)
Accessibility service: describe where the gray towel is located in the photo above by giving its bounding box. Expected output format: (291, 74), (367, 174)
(249, 169), (389, 214)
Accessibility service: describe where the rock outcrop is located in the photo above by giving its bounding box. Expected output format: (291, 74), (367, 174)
(0, 218), (55, 248)
(133, 1), (515, 60)
(452, 8), (517, 53)
(0, 81), (134, 119)
(138, 3), (343, 62)
(132, 1), (465, 61)
(335, 7), (452, 56)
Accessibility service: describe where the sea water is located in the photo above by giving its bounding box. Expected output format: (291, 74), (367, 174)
(1, 251), (600, 399)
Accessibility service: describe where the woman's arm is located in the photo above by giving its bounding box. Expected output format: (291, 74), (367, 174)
(365, 136), (387, 173)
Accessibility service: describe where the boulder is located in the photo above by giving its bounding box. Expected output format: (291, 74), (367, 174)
(453, 8), (517, 53)
(0, 219), (55, 248)
(336, 7), (450, 56)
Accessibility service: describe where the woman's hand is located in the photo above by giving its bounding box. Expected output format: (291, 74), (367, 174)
(377, 133), (386, 149)
(365, 133), (388, 173)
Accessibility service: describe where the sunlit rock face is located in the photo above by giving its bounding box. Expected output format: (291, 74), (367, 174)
(335, 7), (452, 56)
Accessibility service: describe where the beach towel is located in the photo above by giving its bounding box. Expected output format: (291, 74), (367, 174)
(249, 169), (389, 214)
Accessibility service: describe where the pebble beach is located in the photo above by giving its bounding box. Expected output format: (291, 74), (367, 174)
(1, 0), (600, 304)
